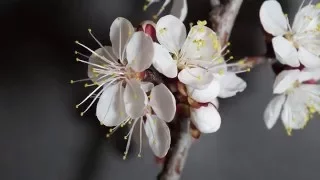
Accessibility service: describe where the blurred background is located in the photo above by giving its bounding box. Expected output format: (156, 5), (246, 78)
(1, 0), (320, 179)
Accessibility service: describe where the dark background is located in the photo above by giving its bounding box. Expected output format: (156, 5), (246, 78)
(1, 0), (320, 179)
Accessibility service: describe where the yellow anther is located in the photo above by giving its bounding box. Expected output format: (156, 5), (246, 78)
(70, 80), (74, 84)
(74, 51), (78, 54)
(124, 136), (128, 140)
(230, 56), (234, 60)
(75, 40), (79, 44)
(238, 60), (245, 65)
(88, 28), (92, 32)
(153, 15), (158, 20)
(284, 13), (288, 17)
(218, 69), (224, 75)
(109, 129), (113, 133)
(106, 134), (110, 138)
(84, 83), (89, 87)
(80, 112), (84, 116)
(317, 24), (320, 32)
(227, 42), (231, 46)
(143, 5), (148, 11)
(123, 156), (127, 160)
(247, 68), (251, 72)
(75, 105), (79, 109)
(128, 120), (132, 125)
(197, 20), (207, 26)
(286, 128), (292, 136)
(100, 122), (104, 126)
(189, 22), (194, 29)
(193, 39), (205, 50)
(159, 27), (167, 34)
(138, 154), (142, 158)
(316, 3), (320, 9)
(76, 58), (79, 62)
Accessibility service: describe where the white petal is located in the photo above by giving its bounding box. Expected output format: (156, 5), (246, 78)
(110, 17), (134, 61)
(301, 68), (320, 81)
(272, 36), (300, 67)
(187, 79), (220, 103)
(96, 82), (126, 126)
(263, 95), (286, 129)
(123, 79), (147, 119)
(298, 47), (320, 68)
(218, 72), (247, 98)
(152, 43), (178, 78)
(181, 25), (221, 62)
(211, 98), (219, 109)
(178, 68), (214, 89)
(156, 15), (186, 53)
(126, 32), (154, 72)
(88, 47), (106, 83)
(190, 104), (221, 133)
(281, 92), (308, 129)
(292, 5), (320, 33)
(140, 82), (154, 92)
(273, 69), (301, 94)
(300, 84), (320, 96)
(170, 0), (188, 21)
(259, 0), (288, 36)
(149, 84), (176, 122)
(144, 114), (171, 158)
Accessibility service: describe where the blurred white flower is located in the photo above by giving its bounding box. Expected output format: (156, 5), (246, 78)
(144, 0), (188, 21)
(260, 0), (320, 68)
(264, 68), (320, 135)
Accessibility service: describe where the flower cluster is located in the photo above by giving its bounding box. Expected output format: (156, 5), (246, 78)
(72, 15), (247, 158)
(260, 0), (320, 135)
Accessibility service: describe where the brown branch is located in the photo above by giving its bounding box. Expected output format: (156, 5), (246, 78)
(157, 1), (244, 179)
(158, 117), (192, 180)
(210, 0), (244, 46)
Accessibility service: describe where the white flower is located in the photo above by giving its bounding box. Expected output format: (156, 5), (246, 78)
(153, 15), (228, 89)
(187, 62), (247, 133)
(264, 68), (320, 135)
(260, 0), (320, 68)
(143, 0), (188, 21)
(105, 83), (176, 159)
(72, 17), (154, 117)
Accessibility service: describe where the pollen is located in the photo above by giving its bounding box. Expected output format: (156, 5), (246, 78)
(153, 15), (158, 20)
(159, 27), (167, 34)
(197, 20), (207, 26)
(80, 112), (84, 116)
(193, 39), (205, 50)
(70, 80), (74, 84)
(316, 24), (320, 32)
(143, 5), (148, 11)
(286, 127), (292, 136)
(75, 105), (79, 109)
(218, 69), (224, 75)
